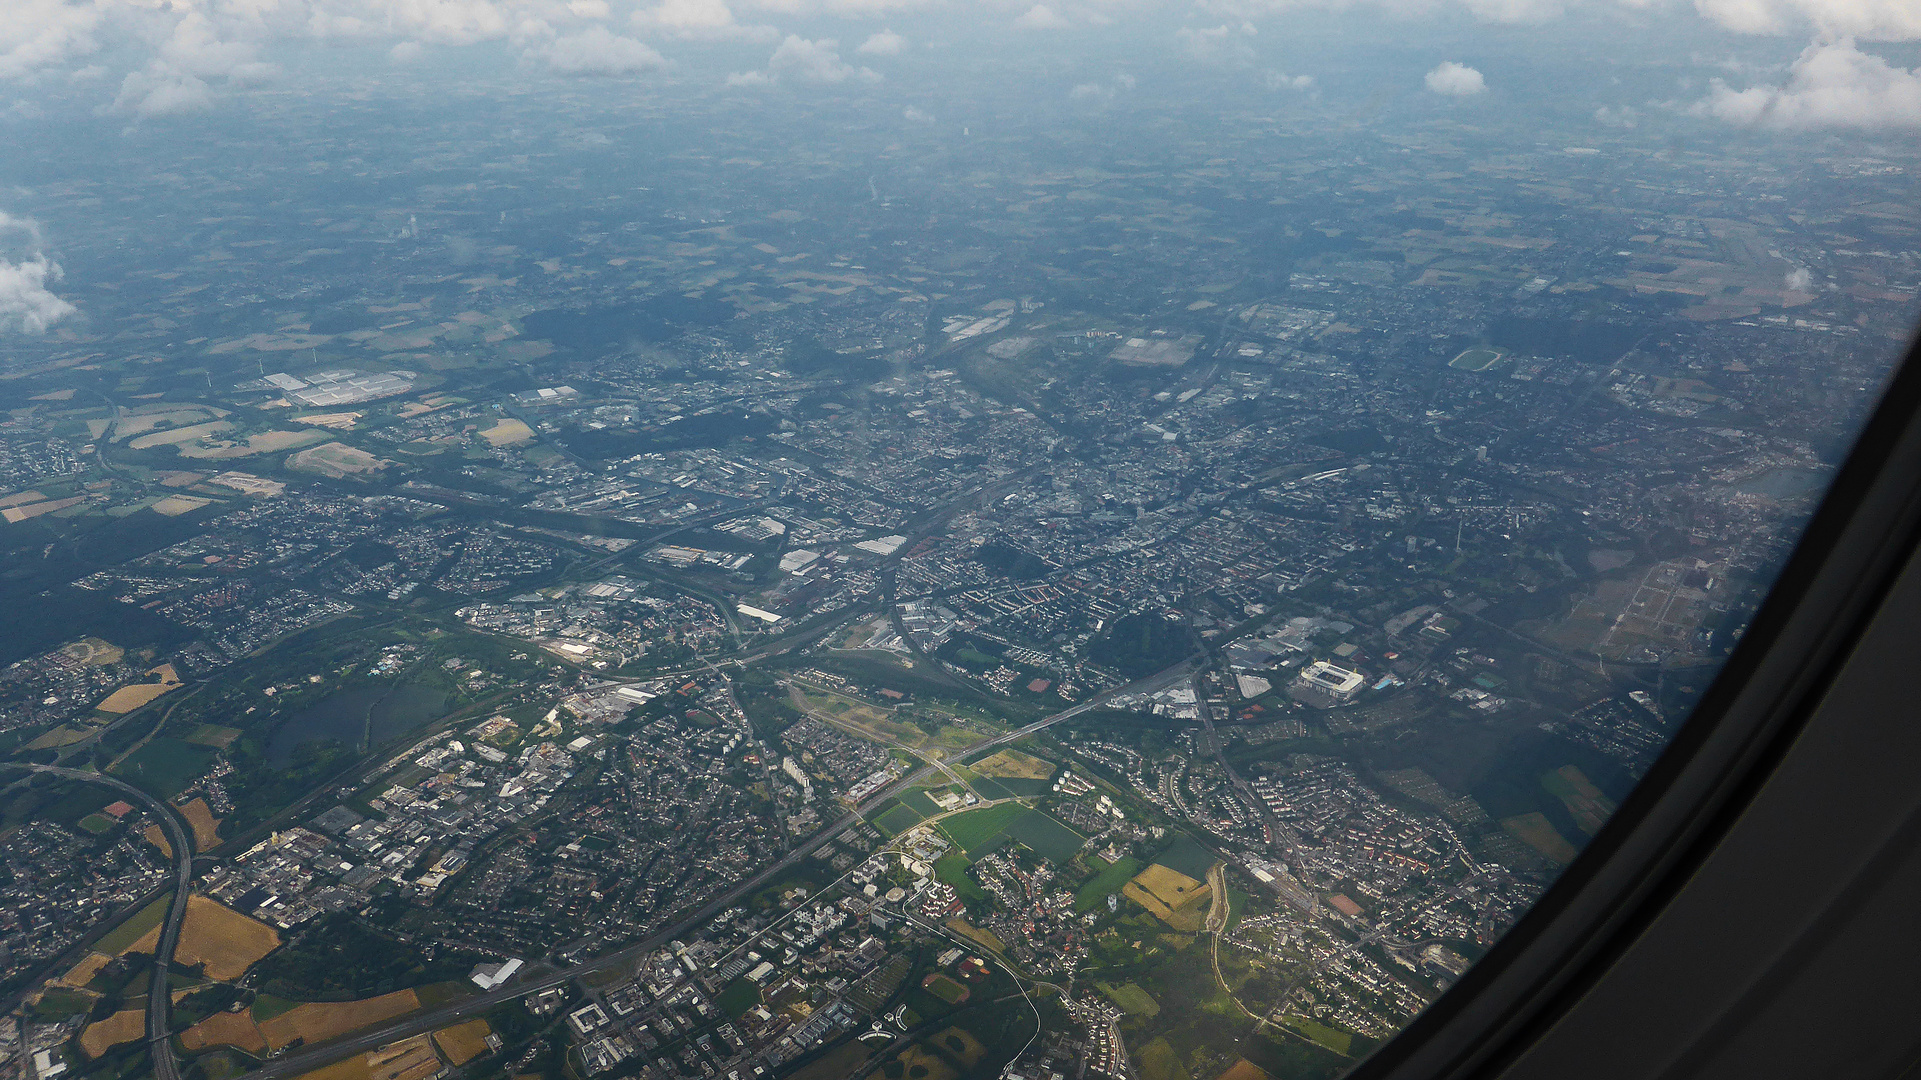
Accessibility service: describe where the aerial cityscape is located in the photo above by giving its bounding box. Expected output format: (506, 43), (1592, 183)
(0, 3), (1916, 1080)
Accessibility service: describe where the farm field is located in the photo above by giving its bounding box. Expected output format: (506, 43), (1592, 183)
(872, 803), (924, 837)
(430, 1019), (493, 1065)
(258, 989), (421, 1050)
(1000, 808), (1085, 862)
(180, 1011), (268, 1054)
(178, 797), (222, 850)
(1075, 856), (1144, 911)
(78, 1009), (144, 1057)
(98, 894), (171, 955)
(111, 738), (216, 798)
(289, 441), (390, 478)
(1096, 981), (1160, 1017)
(1136, 1036), (1192, 1080)
(936, 803), (1028, 855)
(96, 665), (182, 713)
(1502, 812), (1579, 864)
(176, 428), (328, 460)
(122, 895), (280, 980)
(971, 749), (1054, 780)
(1124, 864), (1211, 932)
(1541, 765), (1616, 836)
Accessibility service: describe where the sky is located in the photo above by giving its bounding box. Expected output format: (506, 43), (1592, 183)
(0, 0), (1916, 338)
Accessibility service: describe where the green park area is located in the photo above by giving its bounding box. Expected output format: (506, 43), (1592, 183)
(1447, 347), (1505, 371)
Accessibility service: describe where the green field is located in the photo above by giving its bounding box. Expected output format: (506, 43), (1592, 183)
(95, 893), (171, 954)
(250, 994), (300, 1022)
(1001, 809), (1086, 863)
(934, 852), (987, 903)
(924, 974), (970, 1004)
(1282, 1015), (1353, 1055)
(874, 803), (926, 837)
(1075, 856), (1144, 912)
(901, 789), (944, 816)
(968, 777), (1014, 801)
(1096, 981), (1160, 1017)
(1137, 1037), (1192, 1080)
(110, 738), (216, 799)
(715, 977), (760, 1018)
(78, 813), (117, 834)
(1151, 835), (1219, 881)
(937, 803), (1030, 855)
(1448, 347), (1505, 371)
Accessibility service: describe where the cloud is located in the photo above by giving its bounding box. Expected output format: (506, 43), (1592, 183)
(902, 104), (933, 121)
(0, 0), (102, 81)
(111, 70), (216, 117)
(1178, 23), (1258, 64)
(857, 29), (906, 55)
(1594, 103), (1638, 126)
(1785, 266), (1814, 289)
(632, 0), (776, 41)
(1692, 0), (1921, 41)
(1698, 38), (1921, 128)
(0, 212), (75, 335)
(389, 40), (424, 62)
(534, 26), (667, 75)
(1425, 60), (1486, 95)
(1264, 70), (1315, 90)
(1013, 4), (1071, 29)
(733, 34), (876, 84)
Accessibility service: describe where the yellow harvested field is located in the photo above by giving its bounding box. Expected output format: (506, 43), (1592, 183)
(129, 420), (233, 450)
(943, 917), (1006, 955)
(96, 665), (181, 713)
(141, 824), (173, 860)
(0, 490), (46, 508)
(63, 637), (124, 665)
(176, 895), (279, 980)
(973, 749), (1054, 780)
(56, 952), (112, 988)
(120, 895), (280, 980)
(180, 1010), (268, 1054)
(261, 989), (421, 1050)
(79, 1009), (144, 1057)
(177, 428), (328, 460)
(158, 471), (207, 487)
(152, 495), (214, 517)
(29, 389), (75, 400)
(289, 441), (390, 478)
(295, 412), (362, 430)
(178, 797), (223, 851)
(479, 418), (534, 447)
(112, 410), (222, 441)
(1125, 864), (1210, 932)
(432, 1019), (494, 1065)
(2, 496), (87, 523)
(1502, 813), (1579, 866)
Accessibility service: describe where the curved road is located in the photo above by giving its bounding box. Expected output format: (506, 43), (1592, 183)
(1, 764), (194, 1080)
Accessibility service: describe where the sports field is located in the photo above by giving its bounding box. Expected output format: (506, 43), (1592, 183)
(1448, 347), (1505, 371)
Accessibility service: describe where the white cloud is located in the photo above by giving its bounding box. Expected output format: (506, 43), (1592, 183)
(389, 39), (424, 61)
(534, 26), (667, 75)
(1070, 73), (1133, 102)
(632, 0), (775, 41)
(1264, 70), (1315, 90)
(857, 29), (906, 55)
(1594, 103), (1639, 126)
(1425, 60), (1486, 95)
(1785, 266), (1814, 289)
(1013, 4), (1071, 29)
(1699, 38), (1921, 128)
(743, 34), (876, 83)
(902, 104), (932, 121)
(0, 212), (75, 335)
(111, 69), (216, 116)
(1693, 0), (1921, 41)
(1178, 23), (1257, 64)
(0, 0), (102, 81)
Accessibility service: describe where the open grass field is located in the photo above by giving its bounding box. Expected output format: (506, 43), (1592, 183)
(878, 1043), (957, 1080)
(1281, 1015), (1353, 1055)
(178, 798), (222, 851)
(289, 441), (389, 478)
(1001, 809), (1085, 862)
(872, 803), (924, 837)
(478, 419), (534, 447)
(56, 952), (113, 988)
(177, 896), (279, 980)
(180, 1010), (268, 1054)
(1447, 347), (1505, 371)
(1095, 981), (1160, 1017)
(929, 1028), (985, 1070)
(431, 1019), (493, 1065)
(933, 852), (986, 904)
(1075, 856), (1144, 912)
(923, 973), (970, 1004)
(79, 1009), (145, 1057)
(1136, 1037), (1192, 1080)
(151, 495), (214, 517)
(128, 421), (233, 451)
(715, 978), (760, 1018)
(1124, 864), (1211, 932)
(97, 665), (182, 713)
(79, 813), (117, 834)
(971, 749), (1054, 781)
(1217, 1061), (1277, 1080)
(791, 1039), (873, 1080)
(936, 803), (1028, 855)
(1541, 765), (1616, 836)
(260, 989), (421, 1051)
(1502, 812), (1579, 865)
(98, 894), (171, 954)
(111, 738), (216, 799)
(1151, 835), (1220, 881)
(943, 918), (1005, 956)
(177, 429), (328, 461)
(24, 724), (93, 750)
(183, 725), (243, 749)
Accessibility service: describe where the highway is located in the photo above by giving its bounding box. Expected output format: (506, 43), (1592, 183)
(232, 658), (1193, 1080)
(1, 764), (195, 1080)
